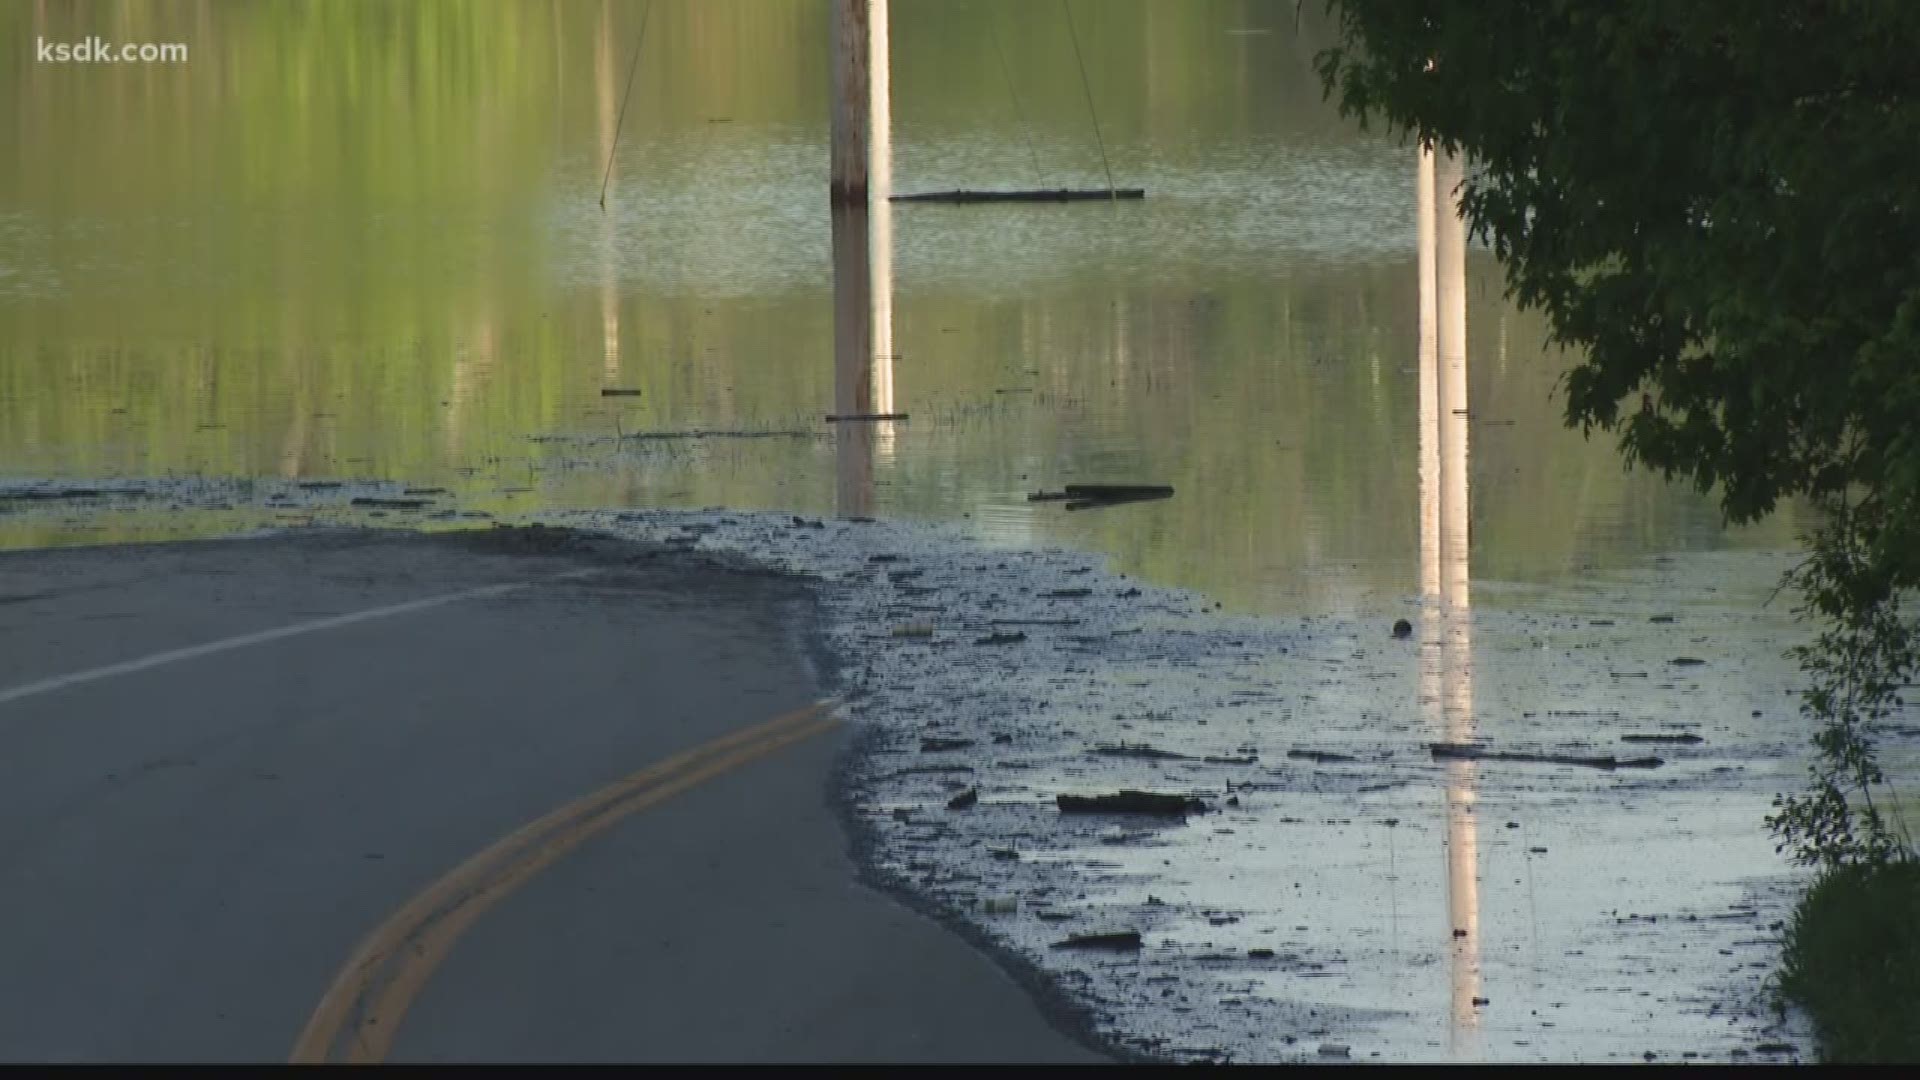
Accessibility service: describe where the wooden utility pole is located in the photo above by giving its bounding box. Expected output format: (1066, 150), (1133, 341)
(829, 0), (871, 206)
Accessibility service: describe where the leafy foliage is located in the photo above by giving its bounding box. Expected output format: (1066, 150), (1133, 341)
(1313, 1), (1920, 864)
(1776, 859), (1920, 1062)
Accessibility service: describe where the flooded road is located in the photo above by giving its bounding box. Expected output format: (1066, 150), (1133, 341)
(3, 0), (1894, 1063)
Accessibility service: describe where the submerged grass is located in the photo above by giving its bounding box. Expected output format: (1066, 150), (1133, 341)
(1776, 858), (1920, 1063)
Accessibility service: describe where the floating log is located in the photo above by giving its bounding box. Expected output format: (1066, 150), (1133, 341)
(1429, 743), (1664, 770)
(1621, 733), (1705, 744)
(974, 631), (1028, 646)
(824, 412), (909, 422)
(1057, 484), (1175, 511)
(350, 497), (431, 509)
(894, 188), (1145, 204)
(1065, 484), (1174, 499)
(1066, 494), (1172, 511)
(1057, 790), (1206, 816)
(879, 764), (973, 779)
(1090, 744), (1195, 761)
(1042, 588), (1093, 599)
(920, 737), (976, 752)
(599, 388), (643, 397)
(1287, 749), (1357, 764)
(1049, 930), (1144, 951)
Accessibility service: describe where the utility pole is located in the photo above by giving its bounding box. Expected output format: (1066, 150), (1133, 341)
(829, 0), (870, 206)
(831, 1), (877, 515)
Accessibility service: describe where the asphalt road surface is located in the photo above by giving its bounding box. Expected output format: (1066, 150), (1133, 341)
(0, 527), (1106, 1063)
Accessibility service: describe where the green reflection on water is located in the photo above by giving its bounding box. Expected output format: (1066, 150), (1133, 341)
(0, 0), (1800, 615)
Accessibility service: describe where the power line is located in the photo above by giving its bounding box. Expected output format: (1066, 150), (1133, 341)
(599, 0), (655, 211)
(1059, 0), (1117, 204)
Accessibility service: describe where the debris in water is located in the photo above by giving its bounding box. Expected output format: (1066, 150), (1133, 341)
(974, 631), (1028, 646)
(1032, 483), (1175, 511)
(1065, 483), (1174, 500)
(1428, 743), (1663, 770)
(1042, 587), (1094, 599)
(1392, 618), (1413, 639)
(1670, 657), (1707, 666)
(878, 764), (974, 780)
(1057, 791), (1206, 816)
(891, 624), (935, 639)
(947, 787), (979, 810)
(1049, 930), (1144, 951)
(1066, 495), (1171, 511)
(824, 412), (909, 422)
(1287, 749), (1357, 764)
(921, 737), (977, 752)
(350, 497), (431, 509)
(599, 387), (643, 396)
(1621, 732), (1705, 744)
(1090, 744), (1195, 761)
(893, 187), (1147, 204)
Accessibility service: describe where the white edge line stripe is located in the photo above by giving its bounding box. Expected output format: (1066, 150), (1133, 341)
(0, 569), (599, 708)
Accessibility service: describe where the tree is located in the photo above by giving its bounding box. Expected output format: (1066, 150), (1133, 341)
(1312, 0), (1920, 865)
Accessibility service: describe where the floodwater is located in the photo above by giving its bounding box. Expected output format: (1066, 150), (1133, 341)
(4, 0), (1889, 1064)
(0, 0), (1802, 595)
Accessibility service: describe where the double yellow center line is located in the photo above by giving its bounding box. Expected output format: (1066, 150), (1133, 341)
(289, 699), (840, 1064)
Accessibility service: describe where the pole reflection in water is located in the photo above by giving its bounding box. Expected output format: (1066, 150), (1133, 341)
(868, 0), (896, 463)
(834, 0), (894, 517)
(832, 200), (876, 516)
(1417, 142), (1480, 1053)
(595, 0), (621, 384)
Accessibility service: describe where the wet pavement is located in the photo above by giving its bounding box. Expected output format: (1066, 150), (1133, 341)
(0, 526), (1106, 1062)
